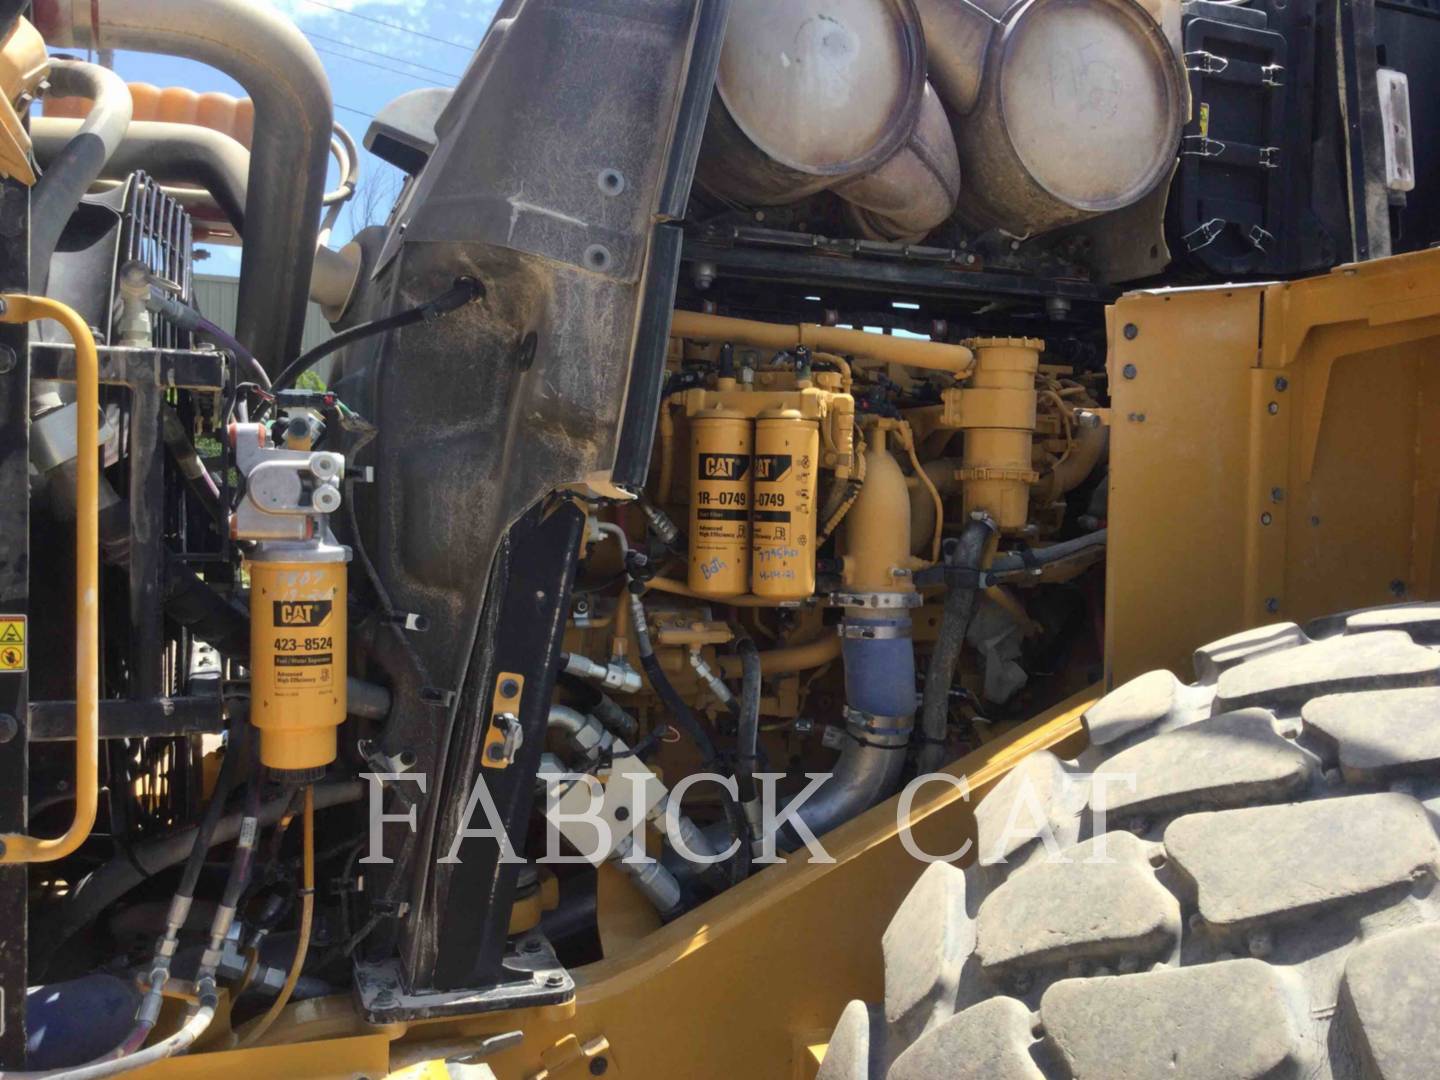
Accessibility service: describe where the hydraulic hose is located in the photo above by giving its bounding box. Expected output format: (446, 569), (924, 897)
(123, 721), (249, 1056)
(629, 588), (751, 884)
(240, 785), (314, 1047)
(41, 782), (365, 967)
(270, 276), (484, 393)
(917, 516), (995, 773)
(31, 60), (133, 291)
(0, 296), (98, 865)
(735, 636), (763, 849)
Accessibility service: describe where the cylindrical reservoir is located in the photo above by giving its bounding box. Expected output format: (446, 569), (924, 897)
(751, 411), (820, 601)
(949, 0), (1185, 235)
(688, 411), (752, 597)
(959, 337), (1042, 530)
(248, 540), (348, 776)
(696, 0), (926, 205)
(836, 81), (961, 242)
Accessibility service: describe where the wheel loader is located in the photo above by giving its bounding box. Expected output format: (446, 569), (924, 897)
(0, 0), (1437, 1076)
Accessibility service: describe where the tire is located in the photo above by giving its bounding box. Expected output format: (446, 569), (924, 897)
(820, 603), (1440, 1080)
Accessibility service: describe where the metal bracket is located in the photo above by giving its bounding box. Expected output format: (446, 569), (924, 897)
(354, 933), (573, 1024)
(1181, 135), (1227, 158)
(1262, 63), (1285, 87)
(1259, 146), (1281, 169)
(1185, 49), (1230, 74)
(1249, 224), (1275, 252)
(1182, 218), (1226, 252)
(482, 672), (526, 769)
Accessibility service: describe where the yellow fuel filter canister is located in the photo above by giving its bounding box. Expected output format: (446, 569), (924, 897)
(248, 540), (349, 776)
(688, 409), (752, 597)
(751, 408), (819, 601)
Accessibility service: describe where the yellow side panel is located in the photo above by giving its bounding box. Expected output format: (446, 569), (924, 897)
(1107, 248), (1440, 683)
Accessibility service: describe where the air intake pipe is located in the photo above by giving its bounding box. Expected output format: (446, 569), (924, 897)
(34, 0), (333, 372)
(780, 433), (920, 847)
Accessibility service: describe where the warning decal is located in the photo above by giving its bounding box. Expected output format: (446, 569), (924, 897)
(0, 616), (24, 672)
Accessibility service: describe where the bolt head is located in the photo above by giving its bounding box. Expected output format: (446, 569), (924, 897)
(1267, 402), (1279, 415)
(1274, 376), (1289, 391)
(1122, 363), (1137, 379)
(1265, 597), (1280, 613)
(0, 713), (16, 743)
(1123, 323), (1139, 340)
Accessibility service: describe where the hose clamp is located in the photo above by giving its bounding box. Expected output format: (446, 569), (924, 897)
(843, 707), (914, 748)
(839, 621), (912, 641)
(829, 590), (923, 610)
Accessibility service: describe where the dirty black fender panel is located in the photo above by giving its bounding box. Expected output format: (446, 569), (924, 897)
(331, 0), (727, 995)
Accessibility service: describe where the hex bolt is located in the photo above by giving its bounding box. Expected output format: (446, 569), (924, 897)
(486, 743), (506, 763)
(1261, 512), (1272, 526)
(1122, 363), (1138, 379)
(1274, 376), (1289, 391)
(1123, 323), (1139, 340)
(1270, 487), (1285, 503)
(499, 678), (520, 698)
(1267, 402), (1279, 415)
(545, 972), (566, 988)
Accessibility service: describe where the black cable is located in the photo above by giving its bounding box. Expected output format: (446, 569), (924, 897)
(917, 517), (995, 773)
(735, 635), (761, 811)
(270, 276), (484, 394)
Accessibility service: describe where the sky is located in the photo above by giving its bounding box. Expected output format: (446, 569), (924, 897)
(58, 0), (505, 275)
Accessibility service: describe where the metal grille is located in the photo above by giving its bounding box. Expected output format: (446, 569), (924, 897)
(117, 170), (194, 349)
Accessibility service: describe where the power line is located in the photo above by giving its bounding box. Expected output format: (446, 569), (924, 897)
(335, 102), (376, 120)
(300, 0), (478, 52)
(305, 29), (464, 80)
(309, 42), (452, 87)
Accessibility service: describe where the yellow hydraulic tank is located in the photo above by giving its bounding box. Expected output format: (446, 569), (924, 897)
(751, 410), (819, 601)
(688, 409), (752, 597)
(248, 541), (348, 775)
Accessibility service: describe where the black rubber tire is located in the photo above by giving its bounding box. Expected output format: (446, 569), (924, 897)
(820, 602), (1440, 1080)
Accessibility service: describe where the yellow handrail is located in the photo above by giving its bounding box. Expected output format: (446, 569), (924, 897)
(0, 295), (98, 863)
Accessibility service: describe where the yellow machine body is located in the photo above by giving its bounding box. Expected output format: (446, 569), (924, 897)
(687, 410), (752, 597)
(247, 552), (348, 773)
(751, 411), (819, 601)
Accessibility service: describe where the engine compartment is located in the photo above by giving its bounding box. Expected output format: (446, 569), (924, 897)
(0, 0), (1433, 1069)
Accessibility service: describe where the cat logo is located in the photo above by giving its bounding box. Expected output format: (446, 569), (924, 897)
(273, 601), (333, 628)
(754, 454), (792, 482)
(698, 452), (750, 481)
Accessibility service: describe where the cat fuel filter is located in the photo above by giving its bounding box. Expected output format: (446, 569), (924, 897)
(751, 408), (819, 601)
(688, 408), (752, 597)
